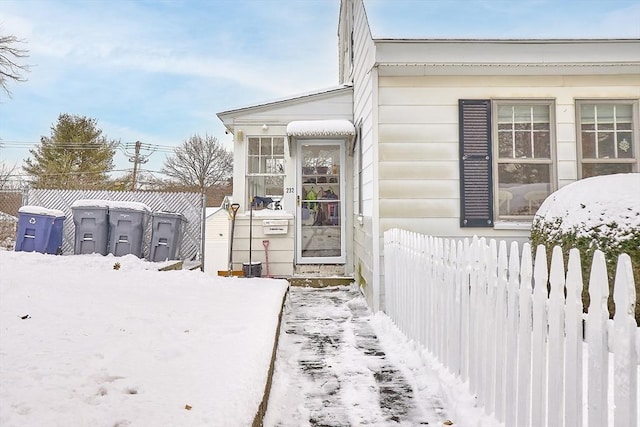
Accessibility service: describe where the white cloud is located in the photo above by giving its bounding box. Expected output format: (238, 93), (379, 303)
(3, 0), (338, 100)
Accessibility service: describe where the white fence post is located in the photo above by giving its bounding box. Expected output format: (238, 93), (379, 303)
(612, 253), (638, 427)
(531, 245), (549, 427)
(517, 243), (533, 427)
(420, 233), (429, 346)
(446, 239), (459, 375)
(504, 241), (520, 427)
(564, 248), (584, 427)
(493, 240), (508, 421)
(469, 236), (483, 398)
(484, 239), (498, 413)
(547, 246), (566, 427)
(460, 238), (471, 382)
(587, 250), (610, 427)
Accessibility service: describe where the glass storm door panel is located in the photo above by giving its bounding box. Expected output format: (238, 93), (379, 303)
(297, 141), (345, 264)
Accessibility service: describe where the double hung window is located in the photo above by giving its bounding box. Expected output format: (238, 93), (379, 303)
(246, 137), (285, 203)
(577, 101), (638, 178)
(495, 101), (555, 218)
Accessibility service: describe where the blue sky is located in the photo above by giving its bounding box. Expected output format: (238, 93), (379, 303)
(1, 0), (639, 178)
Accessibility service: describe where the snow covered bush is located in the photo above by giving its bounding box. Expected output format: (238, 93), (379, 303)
(530, 173), (640, 322)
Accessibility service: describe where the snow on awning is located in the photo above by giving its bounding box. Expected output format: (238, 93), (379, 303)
(286, 120), (355, 138)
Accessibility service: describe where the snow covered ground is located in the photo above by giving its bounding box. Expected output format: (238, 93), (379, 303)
(1, 249), (499, 427)
(0, 250), (288, 427)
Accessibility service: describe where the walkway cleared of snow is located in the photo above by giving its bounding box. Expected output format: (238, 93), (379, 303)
(264, 286), (500, 427)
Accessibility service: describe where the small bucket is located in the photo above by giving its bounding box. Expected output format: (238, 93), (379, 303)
(242, 261), (262, 278)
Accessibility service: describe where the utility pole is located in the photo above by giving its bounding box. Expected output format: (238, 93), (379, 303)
(126, 141), (151, 191)
(130, 140), (141, 191)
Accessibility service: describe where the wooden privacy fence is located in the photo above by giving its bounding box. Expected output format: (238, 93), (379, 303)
(383, 229), (638, 427)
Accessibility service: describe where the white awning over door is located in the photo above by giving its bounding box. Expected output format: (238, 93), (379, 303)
(286, 120), (355, 138)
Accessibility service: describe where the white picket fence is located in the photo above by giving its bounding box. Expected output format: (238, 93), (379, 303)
(383, 228), (638, 427)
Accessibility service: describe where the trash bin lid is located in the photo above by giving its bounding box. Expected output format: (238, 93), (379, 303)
(18, 205), (65, 218)
(152, 211), (186, 220)
(108, 200), (151, 213)
(71, 199), (151, 212)
(71, 199), (110, 209)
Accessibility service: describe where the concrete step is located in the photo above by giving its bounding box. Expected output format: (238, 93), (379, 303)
(288, 277), (354, 288)
(293, 264), (346, 277)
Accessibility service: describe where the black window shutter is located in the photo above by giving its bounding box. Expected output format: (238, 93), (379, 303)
(459, 99), (493, 227)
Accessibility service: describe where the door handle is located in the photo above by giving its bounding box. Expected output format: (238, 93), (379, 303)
(297, 195), (300, 206)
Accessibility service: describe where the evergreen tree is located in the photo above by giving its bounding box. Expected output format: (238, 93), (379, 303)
(23, 114), (118, 189)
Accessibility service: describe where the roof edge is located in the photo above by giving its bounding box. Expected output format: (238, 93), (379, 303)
(373, 38), (640, 44)
(217, 84), (353, 118)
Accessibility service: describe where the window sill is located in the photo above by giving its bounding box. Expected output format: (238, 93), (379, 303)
(494, 221), (532, 231)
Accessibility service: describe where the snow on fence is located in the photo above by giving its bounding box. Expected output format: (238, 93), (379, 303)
(383, 228), (638, 427)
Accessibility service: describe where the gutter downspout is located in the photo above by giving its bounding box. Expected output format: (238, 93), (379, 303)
(371, 65), (382, 313)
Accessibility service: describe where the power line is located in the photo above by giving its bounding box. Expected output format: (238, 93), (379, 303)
(6, 168), (169, 178)
(7, 168), (134, 178)
(1, 140), (179, 153)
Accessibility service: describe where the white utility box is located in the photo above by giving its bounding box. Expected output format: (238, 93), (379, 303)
(262, 219), (288, 235)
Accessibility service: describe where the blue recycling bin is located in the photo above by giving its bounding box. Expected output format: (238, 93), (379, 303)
(15, 206), (66, 254)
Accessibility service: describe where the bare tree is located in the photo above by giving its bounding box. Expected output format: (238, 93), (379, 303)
(0, 32), (30, 98)
(0, 162), (19, 190)
(162, 134), (232, 194)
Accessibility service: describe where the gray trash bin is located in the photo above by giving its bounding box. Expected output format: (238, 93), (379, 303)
(71, 200), (110, 255)
(149, 212), (185, 262)
(108, 203), (150, 257)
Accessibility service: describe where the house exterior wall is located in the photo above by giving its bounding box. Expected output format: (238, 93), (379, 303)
(220, 88), (353, 212)
(374, 72), (639, 311)
(376, 73), (640, 240)
(218, 88), (354, 276)
(339, 0), (640, 312)
(224, 90), (354, 213)
(230, 213), (295, 277)
(345, 0), (380, 309)
(219, 0), (639, 313)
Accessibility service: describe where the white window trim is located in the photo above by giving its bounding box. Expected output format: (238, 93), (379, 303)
(491, 99), (557, 223)
(246, 136), (286, 202)
(576, 99), (640, 179)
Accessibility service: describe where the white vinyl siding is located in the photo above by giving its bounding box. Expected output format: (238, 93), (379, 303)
(377, 74), (640, 242)
(349, 0), (377, 308)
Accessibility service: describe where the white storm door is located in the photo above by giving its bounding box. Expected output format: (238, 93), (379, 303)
(296, 141), (346, 264)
